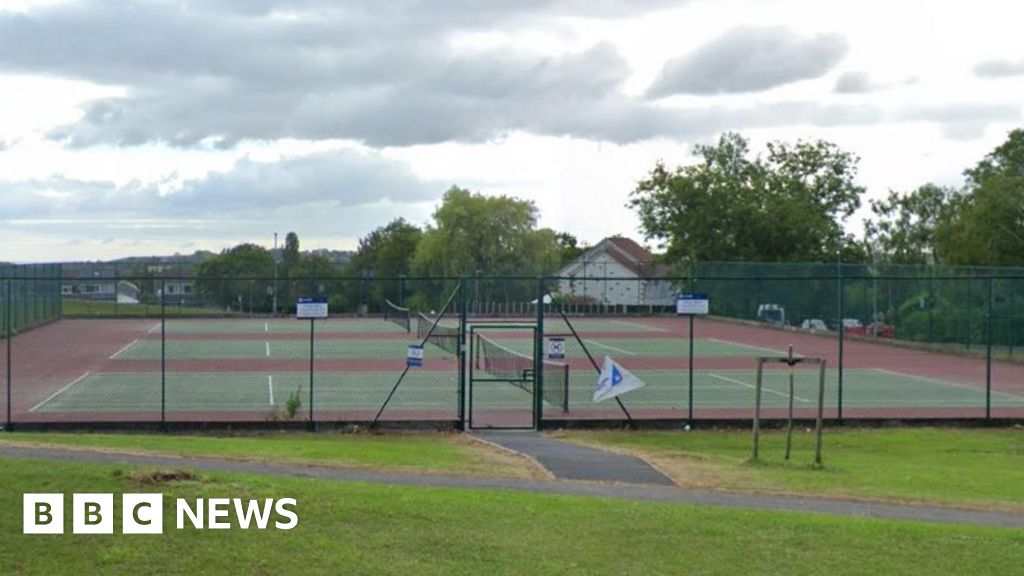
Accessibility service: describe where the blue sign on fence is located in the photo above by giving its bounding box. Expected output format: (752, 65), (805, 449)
(676, 293), (709, 315)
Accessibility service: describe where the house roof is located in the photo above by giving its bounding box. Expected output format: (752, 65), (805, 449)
(557, 236), (670, 278)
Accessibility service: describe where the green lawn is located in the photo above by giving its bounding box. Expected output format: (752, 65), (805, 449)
(554, 428), (1024, 509)
(1, 457), (1021, 575)
(0, 432), (530, 478)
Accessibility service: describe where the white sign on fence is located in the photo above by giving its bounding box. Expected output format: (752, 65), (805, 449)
(296, 297), (328, 319)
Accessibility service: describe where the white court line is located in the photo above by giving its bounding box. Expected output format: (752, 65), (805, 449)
(265, 321), (269, 333)
(108, 339), (138, 360)
(147, 323), (160, 334)
(708, 338), (785, 356)
(268, 375), (274, 405)
(707, 372), (811, 403)
(584, 339), (634, 355)
(265, 341), (271, 357)
(30, 372), (91, 412)
(612, 319), (667, 332)
(873, 369), (979, 392)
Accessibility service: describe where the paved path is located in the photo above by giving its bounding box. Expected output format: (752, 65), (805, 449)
(1, 445), (1022, 528)
(472, 431), (674, 485)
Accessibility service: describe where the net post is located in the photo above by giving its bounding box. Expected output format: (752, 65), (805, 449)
(751, 358), (764, 461)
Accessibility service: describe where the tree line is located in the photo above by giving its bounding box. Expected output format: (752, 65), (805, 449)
(195, 127), (1024, 313)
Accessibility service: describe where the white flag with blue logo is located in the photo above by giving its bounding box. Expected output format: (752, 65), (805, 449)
(593, 356), (645, 403)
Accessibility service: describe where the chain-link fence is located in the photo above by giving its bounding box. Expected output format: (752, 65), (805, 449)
(2, 270), (1023, 429)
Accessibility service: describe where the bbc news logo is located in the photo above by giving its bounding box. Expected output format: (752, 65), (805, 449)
(23, 494), (298, 534)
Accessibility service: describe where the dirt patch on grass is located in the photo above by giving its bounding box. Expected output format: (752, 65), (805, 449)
(127, 468), (203, 484)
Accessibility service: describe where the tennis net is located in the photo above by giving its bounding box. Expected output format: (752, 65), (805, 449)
(415, 312), (460, 355)
(476, 333), (569, 413)
(384, 299), (411, 332)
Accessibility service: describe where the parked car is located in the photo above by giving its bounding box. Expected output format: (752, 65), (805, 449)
(757, 303), (786, 325)
(800, 318), (828, 331)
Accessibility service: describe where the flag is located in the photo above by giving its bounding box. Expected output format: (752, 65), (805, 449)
(593, 356), (646, 403)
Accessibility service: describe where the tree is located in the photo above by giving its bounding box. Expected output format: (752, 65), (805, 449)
(411, 186), (562, 307)
(413, 187), (560, 277)
(554, 232), (586, 267)
(865, 184), (957, 264)
(282, 232), (300, 272)
(937, 129), (1024, 266)
(195, 243), (275, 311)
(629, 132), (864, 265)
(347, 218), (424, 307)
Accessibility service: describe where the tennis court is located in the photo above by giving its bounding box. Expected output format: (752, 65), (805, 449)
(6, 311), (1024, 426)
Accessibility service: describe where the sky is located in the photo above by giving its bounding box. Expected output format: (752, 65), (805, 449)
(0, 0), (1022, 263)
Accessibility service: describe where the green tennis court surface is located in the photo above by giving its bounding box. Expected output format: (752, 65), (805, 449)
(30, 367), (1024, 414)
(117, 334), (762, 361)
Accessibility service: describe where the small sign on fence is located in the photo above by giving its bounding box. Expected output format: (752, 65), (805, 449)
(676, 292), (709, 315)
(407, 345), (424, 367)
(547, 337), (566, 360)
(296, 297), (328, 319)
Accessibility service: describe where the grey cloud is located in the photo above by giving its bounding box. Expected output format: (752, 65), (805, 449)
(0, 2), (1013, 148)
(974, 59), (1024, 78)
(834, 70), (873, 94)
(647, 26), (847, 97)
(0, 149), (439, 229)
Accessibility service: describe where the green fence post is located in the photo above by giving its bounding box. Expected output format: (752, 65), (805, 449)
(836, 270), (844, 424)
(688, 275), (695, 427)
(535, 277), (544, 431)
(6, 278), (11, 429)
(160, 279), (166, 430)
(986, 277), (993, 421)
(458, 278), (467, 431)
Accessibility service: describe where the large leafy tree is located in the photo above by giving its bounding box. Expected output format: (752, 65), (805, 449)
(938, 129), (1024, 266)
(629, 132), (864, 264)
(865, 184), (958, 265)
(347, 218), (424, 307)
(413, 186), (561, 277)
(196, 243), (275, 310)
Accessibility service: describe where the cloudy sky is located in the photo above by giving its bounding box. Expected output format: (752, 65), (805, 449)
(1, 0), (1022, 263)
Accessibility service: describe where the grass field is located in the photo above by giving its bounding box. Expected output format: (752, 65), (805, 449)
(0, 432), (533, 478)
(1, 456), (1022, 575)
(555, 427), (1024, 510)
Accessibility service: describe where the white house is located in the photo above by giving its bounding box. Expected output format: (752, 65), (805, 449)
(554, 237), (676, 307)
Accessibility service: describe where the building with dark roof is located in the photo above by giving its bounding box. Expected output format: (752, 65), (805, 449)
(553, 237), (676, 307)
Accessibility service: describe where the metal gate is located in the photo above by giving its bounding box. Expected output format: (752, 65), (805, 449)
(467, 324), (538, 430)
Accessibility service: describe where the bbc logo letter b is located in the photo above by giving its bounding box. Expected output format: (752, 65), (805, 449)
(73, 494), (114, 534)
(24, 494), (64, 534)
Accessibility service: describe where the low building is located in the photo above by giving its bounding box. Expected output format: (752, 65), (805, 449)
(553, 237), (676, 308)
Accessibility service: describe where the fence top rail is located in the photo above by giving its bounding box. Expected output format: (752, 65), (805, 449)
(6, 273), (1024, 282)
